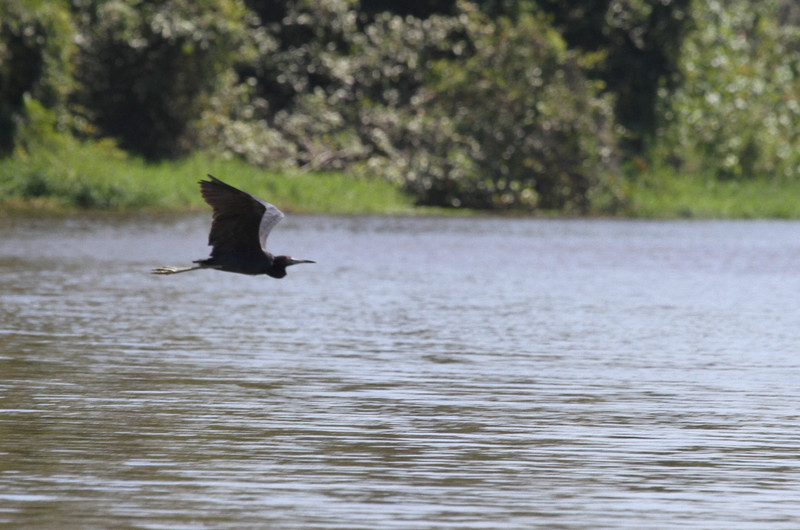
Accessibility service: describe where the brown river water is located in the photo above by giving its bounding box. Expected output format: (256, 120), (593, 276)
(1, 214), (800, 528)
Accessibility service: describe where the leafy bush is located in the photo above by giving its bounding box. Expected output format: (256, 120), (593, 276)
(536, 0), (691, 151)
(71, 0), (249, 159)
(204, 1), (618, 211)
(652, 0), (800, 180)
(10, 0), (796, 214)
(386, 9), (618, 210)
(202, 0), (468, 170)
(0, 0), (75, 154)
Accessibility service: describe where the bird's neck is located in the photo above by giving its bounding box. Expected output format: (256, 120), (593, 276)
(266, 255), (288, 278)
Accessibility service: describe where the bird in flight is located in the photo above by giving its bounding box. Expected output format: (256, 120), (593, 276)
(152, 175), (314, 278)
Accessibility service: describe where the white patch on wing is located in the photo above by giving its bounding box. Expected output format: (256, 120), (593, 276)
(258, 200), (285, 251)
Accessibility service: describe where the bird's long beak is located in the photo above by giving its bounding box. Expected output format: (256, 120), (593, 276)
(287, 258), (315, 266)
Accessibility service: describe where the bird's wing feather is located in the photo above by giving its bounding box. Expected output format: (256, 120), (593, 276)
(258, 202), (285, 252)
(200, 175), (283, 256)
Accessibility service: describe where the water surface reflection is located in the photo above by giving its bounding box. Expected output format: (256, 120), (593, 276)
(2, 215), (800, 527)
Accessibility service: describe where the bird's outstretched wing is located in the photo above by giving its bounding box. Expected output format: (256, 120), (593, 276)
(200, 175), (285, 256)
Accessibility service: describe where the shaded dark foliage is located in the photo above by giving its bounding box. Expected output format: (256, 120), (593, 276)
(0, 0), (74, 154)
(4, 0), (792, 212)
(359, 0), (457, 17)
(537, 0), (691, 151)
(69, 0), (247, 159)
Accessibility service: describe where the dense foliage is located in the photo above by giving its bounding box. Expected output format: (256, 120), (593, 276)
(535, 0), (691, 151)
(1, 0), (798, 211)
(70, 0), (249, 158)
(0, 0), (75, 154)
(382, 11), (617, 210)
(652, 0), (800, 181)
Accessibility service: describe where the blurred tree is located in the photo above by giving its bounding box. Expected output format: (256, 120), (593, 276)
(0, 0), (74, 154)
(70, 0), (248, 159)
(244, 0), (457, 23)
(653, 0), (800, 180)
(203, 0), (619, 210)
(206, 0), (469, 170)
(393, 9), (618, 210)
(241, 0), (288, 24)
(239, 0), (690, 159)
(359, 0), (457, 17)
(536, 0), (691, 151)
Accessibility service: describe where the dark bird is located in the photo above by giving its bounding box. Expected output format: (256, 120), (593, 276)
(152, 175), (314, 278)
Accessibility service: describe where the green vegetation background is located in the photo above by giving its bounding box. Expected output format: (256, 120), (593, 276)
(2, 0), (800, 217)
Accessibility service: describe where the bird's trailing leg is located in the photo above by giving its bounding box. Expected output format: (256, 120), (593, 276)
(151, 266), (202, 275)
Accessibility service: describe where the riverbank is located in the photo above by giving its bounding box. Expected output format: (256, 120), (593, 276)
(2, 144), (800, 218)
(622, 167), (800, 219)
(0, 144), (418, 217)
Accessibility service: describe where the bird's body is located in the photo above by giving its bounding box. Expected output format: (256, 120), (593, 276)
(194, 252), (297, 278)
(152, 175), (314, 278)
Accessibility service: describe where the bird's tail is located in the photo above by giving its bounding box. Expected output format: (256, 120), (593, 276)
(151, 266), (202, 275)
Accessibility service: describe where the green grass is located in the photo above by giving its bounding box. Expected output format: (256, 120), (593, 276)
(0, 141), (416, 216)
(622, 167), (800, 218)
(4, 141), (800, 218)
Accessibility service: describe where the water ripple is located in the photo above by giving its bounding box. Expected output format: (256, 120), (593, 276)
(2, 216), (800, 527)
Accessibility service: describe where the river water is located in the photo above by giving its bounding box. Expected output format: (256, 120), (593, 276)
(1, 214), (799, 528)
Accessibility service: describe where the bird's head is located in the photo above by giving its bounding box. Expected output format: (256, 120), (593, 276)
(267, 255), (316, 278)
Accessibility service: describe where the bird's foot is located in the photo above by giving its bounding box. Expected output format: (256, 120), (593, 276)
(151, 266), (195, 274)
